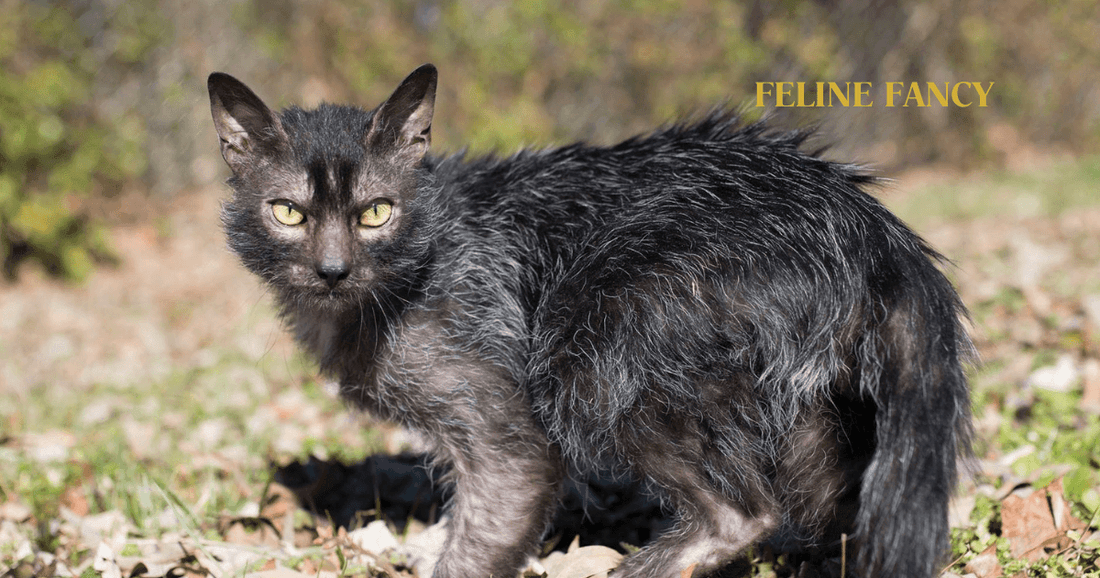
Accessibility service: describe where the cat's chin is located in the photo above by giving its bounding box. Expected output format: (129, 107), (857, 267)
(275, 286), (367, 314)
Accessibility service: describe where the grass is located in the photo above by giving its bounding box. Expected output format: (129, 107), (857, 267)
(0, 336), (386, 573)
(889, 154), (1100, 227)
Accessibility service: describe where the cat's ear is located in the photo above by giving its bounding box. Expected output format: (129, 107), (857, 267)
(366, 64), (437, 162)
(208, 73), (288, 172)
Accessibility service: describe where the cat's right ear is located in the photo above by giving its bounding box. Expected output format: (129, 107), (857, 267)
(208, 73), (288, 172)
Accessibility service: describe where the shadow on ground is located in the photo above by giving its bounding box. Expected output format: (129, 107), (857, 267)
(274, 453), (669, 551)
(274, 453), (847, 577)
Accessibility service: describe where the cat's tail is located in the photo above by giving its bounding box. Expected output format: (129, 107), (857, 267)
(852, 268), (973, 578)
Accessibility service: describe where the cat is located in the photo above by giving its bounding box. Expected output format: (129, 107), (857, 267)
(208, 63), (973, 578)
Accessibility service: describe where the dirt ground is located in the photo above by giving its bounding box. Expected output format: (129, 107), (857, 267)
(1, 189), (294, 401)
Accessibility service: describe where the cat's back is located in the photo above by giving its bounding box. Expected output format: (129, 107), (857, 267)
(428, 111), (911, 286)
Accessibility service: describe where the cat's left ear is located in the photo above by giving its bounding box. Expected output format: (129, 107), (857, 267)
(366, 64), (437, 162)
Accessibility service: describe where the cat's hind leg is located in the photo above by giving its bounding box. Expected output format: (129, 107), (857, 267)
(611, 471), (777, 578)
(611, 402), (780, 578)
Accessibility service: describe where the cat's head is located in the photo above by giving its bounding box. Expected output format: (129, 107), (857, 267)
(207, 64), (438, 313)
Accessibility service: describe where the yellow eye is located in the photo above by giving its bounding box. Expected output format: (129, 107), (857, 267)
(360, 201), (392, 228)
(271, 201), (305, 226)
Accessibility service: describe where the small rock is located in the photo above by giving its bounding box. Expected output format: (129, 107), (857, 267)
(1022, 286), (1052, 318)
(1010, 316), (1043, 347)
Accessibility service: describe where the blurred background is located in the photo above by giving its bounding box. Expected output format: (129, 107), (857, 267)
(2, 0), (1098, 281)
(2, 1), (1100, 576)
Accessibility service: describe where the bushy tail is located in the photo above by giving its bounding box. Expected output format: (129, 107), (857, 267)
(853, 278), (973, 578)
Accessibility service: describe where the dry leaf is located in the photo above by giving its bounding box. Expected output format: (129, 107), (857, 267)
(541, 545), (623, 578)
(1046, 478), (1086, 533)
(61, 484), (90, 517)
(1001, 478), (1086, 561)
(1001, 487), (1057, 560)
(245, 567), (314, 578)
(222, 517), (281, 548)
(260, 485), (294, 516)
(92, 542), (123, 578)
(347, 519), (399, 555)
(963, 545), (1002, 578)
(1080, 358), (1100, 411)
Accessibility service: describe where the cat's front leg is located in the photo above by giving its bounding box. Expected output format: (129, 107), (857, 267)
(430, 433), (562, 578)
(376, 315), (562, 576)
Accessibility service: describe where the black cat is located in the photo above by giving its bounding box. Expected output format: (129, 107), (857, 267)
(208, 64), (973, 578)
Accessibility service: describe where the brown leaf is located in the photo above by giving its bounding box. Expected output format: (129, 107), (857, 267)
(314, 523), (335, 544)
(298, 558), (319, 575)
(260, 483), (296, 521)
(1046, 478), (1086, 533)
(1001, 487), (1057, 560)
(294, 527), (318, 549)
(61, 484), (90, 517)
(1000, 478), (1085, 561)
(219, 516), (281, 548)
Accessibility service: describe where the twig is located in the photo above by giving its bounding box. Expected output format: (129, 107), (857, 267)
(840, 533), (846, 578)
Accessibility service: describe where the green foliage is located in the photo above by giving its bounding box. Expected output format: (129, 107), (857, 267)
(891, 155), (1100, 228)
(0, 2), (152, 281)
(2, 0), (1095, 281)
(236, 0), (774, 154)
(217, 0), (1100, 182)
(10, 462), (69, 522)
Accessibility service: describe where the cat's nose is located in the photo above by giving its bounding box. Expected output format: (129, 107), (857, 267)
(316, 260), (350, 289)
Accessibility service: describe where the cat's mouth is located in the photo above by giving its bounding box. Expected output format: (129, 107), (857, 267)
(278, 283), (365, 309)
(312, 286), (362, 302)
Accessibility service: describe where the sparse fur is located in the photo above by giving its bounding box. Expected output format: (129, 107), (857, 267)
(208, 64), (973, 578)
